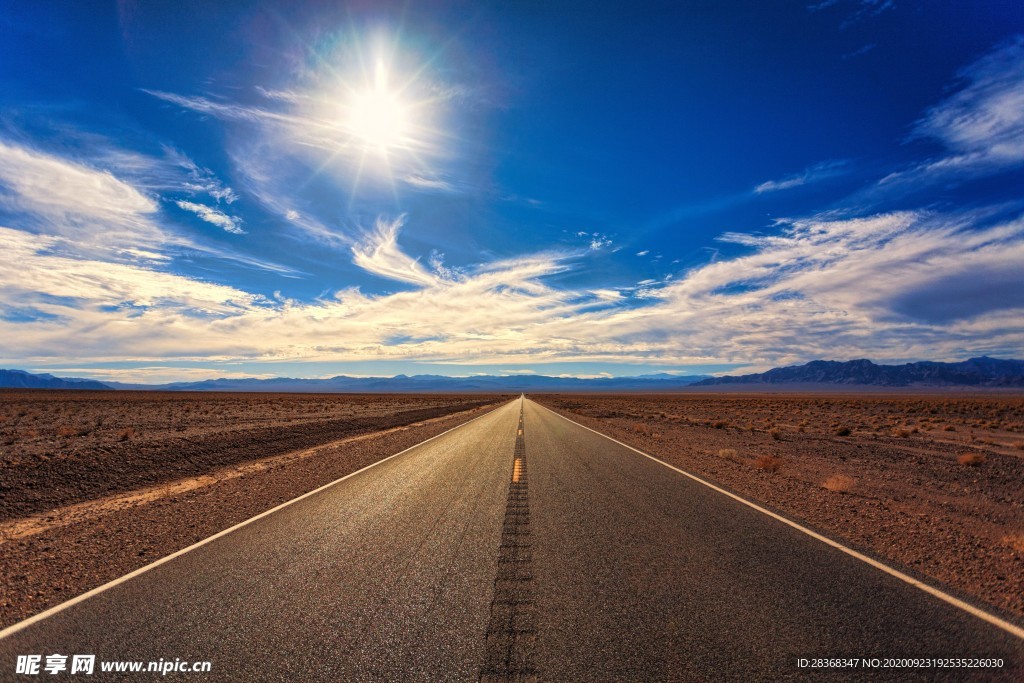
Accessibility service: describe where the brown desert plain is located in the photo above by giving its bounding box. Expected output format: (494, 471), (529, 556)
(531, 392), (1024, 624)
(0, 390), (507, 627)
(0, 389), (1022, 633)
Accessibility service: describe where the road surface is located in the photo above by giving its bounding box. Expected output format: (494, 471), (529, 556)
(1, 397), (1021, 681)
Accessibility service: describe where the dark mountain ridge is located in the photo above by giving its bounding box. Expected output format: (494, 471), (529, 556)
(0, 369), (712, 393)
(693, 357), (1024, 387)
(0, 369), (111, 390)
(3, 357), (1022, 392)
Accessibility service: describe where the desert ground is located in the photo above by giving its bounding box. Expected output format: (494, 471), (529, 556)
(0, 391), (507, 627)
(532, 392), (1024, 622)
(2, 389), (1022, 633)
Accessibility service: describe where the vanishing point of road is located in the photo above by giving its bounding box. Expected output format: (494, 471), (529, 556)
(1, 397), (1022, 681)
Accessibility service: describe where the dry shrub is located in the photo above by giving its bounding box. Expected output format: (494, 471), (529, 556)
(769, 428), (781, 441)
(834, 427), (851, 437)
(957, 453), (986, 466)
(943, 425), (956, 432)
(1002, 534), (1024, 553)
(711, 420), (727, 429)
(57, 426), (88, 437)
(754, 455), (782, 473)
(717, 448), (738, 462)
(822, 474), (856, 493)
(118, 427), (136, 441)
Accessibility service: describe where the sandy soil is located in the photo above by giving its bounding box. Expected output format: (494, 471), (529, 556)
(0, 392), (507, 628)
(532, 393), (1024, 622)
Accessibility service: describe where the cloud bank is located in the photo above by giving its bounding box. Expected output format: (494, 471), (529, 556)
(882, 37), (1024, 186)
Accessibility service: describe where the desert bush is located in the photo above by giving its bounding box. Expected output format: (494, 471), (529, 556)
(822, 474), (856, 493)
(943, 425), (956, 432)
(769, 428), (781, 440)
(1002, 534), (1024, 553)
(717, 448), (738, 460)
(754, 455), (782, 472)
(711, 420), (727, 429)
(118, 427), (136, 441)
(834, 427), (851, 437)
(957, 453), (986, 466)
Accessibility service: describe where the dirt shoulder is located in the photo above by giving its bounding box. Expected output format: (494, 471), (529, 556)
(0, 397), (506, 629)
(531, 393), (1024, 623)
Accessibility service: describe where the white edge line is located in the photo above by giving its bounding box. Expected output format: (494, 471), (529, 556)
(529, 399), (1024, 642)
(0, 399), (516, 641)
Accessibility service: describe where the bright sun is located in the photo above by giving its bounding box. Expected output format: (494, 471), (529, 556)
(347, 61), (409, 152)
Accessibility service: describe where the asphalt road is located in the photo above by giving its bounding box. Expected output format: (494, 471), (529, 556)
(1, 397), (1022, 681)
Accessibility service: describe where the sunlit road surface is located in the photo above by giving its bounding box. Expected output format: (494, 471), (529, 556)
(1, 397), (1022, 681)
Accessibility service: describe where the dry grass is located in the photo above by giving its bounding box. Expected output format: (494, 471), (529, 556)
(754, 455), (782, 473)
(957, 453), (987, 467)
(1002, 534), (1024, 553)
(822, 474), (856, 493)
(717, 448), (744, 463)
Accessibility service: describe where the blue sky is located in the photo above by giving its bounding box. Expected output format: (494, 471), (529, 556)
(1, 1), (1023, 382)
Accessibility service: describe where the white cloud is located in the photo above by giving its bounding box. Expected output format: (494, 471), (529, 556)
(1, 204), (1021, 369)
(227, 140), (350, 248)
(809, 0), (895, 29)
(881, 38), (1024, 186)
(755, 160), (849, 194)
(0, 140), (163, 249)
(0, 137), (298, 281)
(636, 250), (649, 256)
(160, 146), (238, 204)
(403, 174), (455, 192)
(351, 216), (440, 287)
(175, 200), (245, 234)
(591, 289), (624, 302)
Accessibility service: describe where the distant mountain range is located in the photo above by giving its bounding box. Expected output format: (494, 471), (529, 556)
(0, 369), (712, 393)
(692, 357), (1024, 387)
(2, 357), (1022, 392)
(0, 369), (111, 391)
